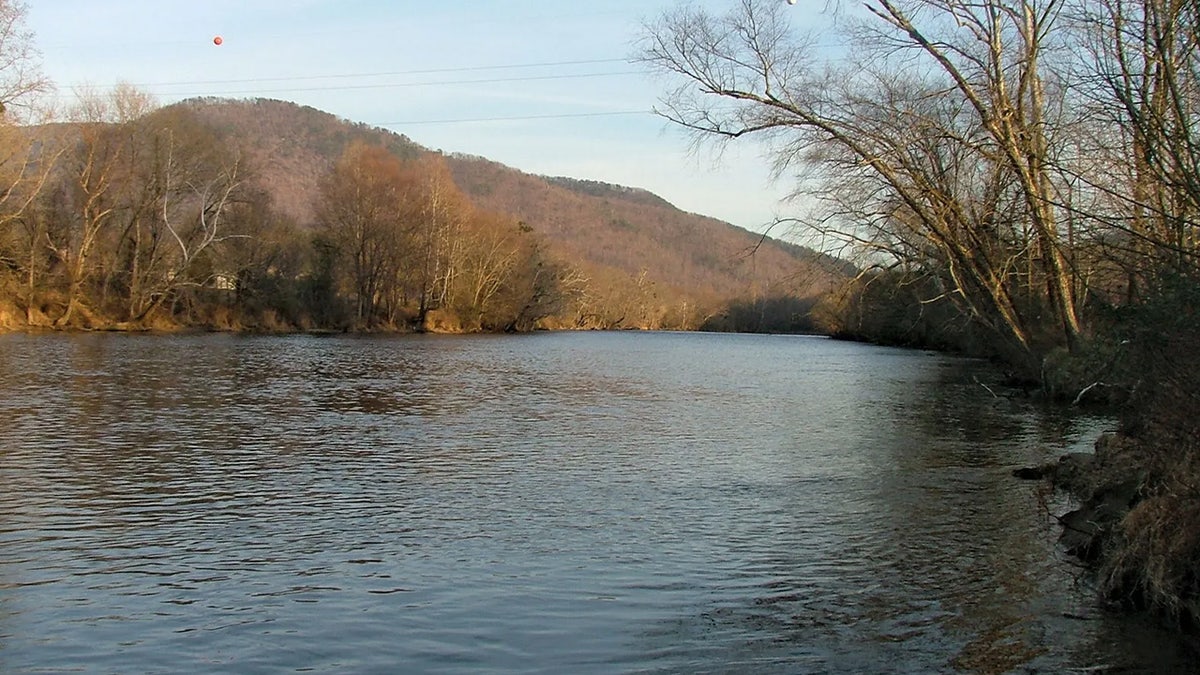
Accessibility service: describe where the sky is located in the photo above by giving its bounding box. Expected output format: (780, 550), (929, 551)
(24, 1), (835, 237)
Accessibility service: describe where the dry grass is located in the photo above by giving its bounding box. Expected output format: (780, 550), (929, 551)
(1043, 281), (1200, 633)
(1085, 293), (1200, 631)
(1093, 439), (1200, 629)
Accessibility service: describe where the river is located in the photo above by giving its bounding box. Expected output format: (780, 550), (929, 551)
(0, 331), (1192, 673)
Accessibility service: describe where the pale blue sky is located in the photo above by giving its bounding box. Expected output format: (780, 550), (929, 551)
(26, 1), (834, 235)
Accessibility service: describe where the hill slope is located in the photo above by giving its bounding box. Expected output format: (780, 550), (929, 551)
(448, 156), (842, 303)
(181, 97), (846, 329)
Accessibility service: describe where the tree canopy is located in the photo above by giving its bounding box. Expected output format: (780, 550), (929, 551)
(639, 0), (1199, 366)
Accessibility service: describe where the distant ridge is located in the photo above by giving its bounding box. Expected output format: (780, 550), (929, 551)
(179, 97), (847, 329)
(543, 176), (677, 210)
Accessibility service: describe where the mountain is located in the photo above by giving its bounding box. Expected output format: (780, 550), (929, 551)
(180, 97), (847, 330)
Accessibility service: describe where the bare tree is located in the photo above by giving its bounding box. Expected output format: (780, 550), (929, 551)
(447, 210), (530, 327)
(402, 154), (468, 324)
(1067, 0), (1200, 295)
(638, 0), (1086, 358)
(316, 142), (408, 327)
(152, 128), (243, 312)
(48, 86), (154, 325)
(0, 0), (49, 119)
(0, 0), (57, 322)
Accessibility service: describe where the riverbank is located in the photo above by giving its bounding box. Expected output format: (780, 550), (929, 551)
(836, 295), (1200, 637)
(1030, 430), (1200, 636)
(0, 299), (520, 336)
(1020, 313), (1200, 637)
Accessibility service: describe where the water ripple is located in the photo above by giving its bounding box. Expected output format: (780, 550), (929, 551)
(0, 332), (1188, 673)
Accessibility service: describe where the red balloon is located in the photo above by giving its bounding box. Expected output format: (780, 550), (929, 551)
(213, 36), (223, 45)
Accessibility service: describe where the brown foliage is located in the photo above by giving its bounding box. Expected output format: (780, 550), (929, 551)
(447, 154), (845, 325)
(2, 97), (845, 332)
(181, 98), (844, 331)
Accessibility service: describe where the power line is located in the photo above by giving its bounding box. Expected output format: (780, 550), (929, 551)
(101, 58), (631, 89)
(375, 110), (650, 127)
(53, 70), (642, 100)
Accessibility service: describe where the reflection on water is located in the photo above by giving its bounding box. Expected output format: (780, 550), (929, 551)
(0, 332), (1191, 673)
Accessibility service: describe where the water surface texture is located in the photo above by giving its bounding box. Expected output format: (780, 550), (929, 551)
(0, 332), (1191, 672)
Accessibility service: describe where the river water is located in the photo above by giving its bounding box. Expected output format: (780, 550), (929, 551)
(0, 331), (1192, 673)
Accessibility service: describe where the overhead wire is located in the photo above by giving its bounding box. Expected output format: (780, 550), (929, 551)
(138, 71), (641, 99)
(49, 57), (646, 113)
(80, 58), (632, 89)
(376, 110), (651, 126)
(48, 52), (659, 128)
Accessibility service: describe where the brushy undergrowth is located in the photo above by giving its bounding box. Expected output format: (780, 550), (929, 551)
(1059, 278), (1200, 631)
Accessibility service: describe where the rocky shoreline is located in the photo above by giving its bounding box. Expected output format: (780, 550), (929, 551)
(1017, 432), (1200, 634)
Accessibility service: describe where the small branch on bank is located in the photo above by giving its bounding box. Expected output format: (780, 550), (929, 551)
(1072, 381), (1106, 406)
(973, 376), (999, 399)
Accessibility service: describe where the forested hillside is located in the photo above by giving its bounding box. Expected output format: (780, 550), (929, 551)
(446, 153), (847, 330)
(0, 96), (845, 334)
(189, 98), (845, 331)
